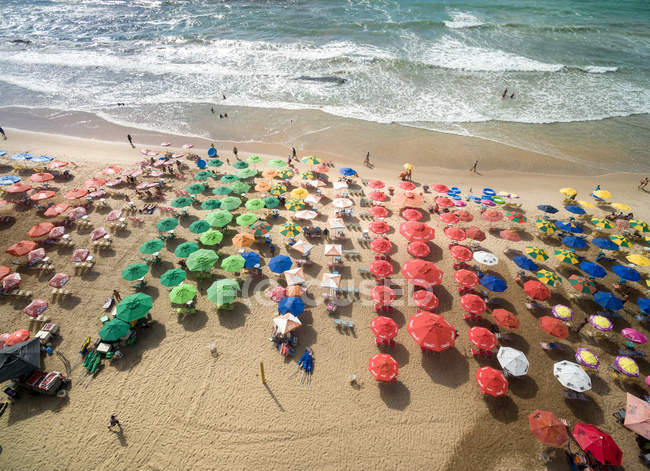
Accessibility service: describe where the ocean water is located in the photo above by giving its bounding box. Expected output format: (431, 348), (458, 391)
(0, 0), (648, 164)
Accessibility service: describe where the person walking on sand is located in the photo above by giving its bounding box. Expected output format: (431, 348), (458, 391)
(292, 147), (296, 159)
(211, 106), (215, 114)
(364, 152), (371, 167)
(639, 177), (648, 190)
(108, 415), (122, 431)
(233, 146), (238, 160)
(0, 126), (6, 140)
(127, 134), (134, 148)
(470, 160), (479, 173)
(113, 290), (122, 302)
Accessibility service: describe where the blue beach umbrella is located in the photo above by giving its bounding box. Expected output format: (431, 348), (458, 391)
(579, 261), (607, 278)
(268, 255), (292, 274)
(340, 167), (356, 176)
(32, 155), (54, 163)
(592, 238), (618, 251)
(480, 275), (507, 293)
(513, 256), (539, 272)
(562, 236), (588, 250)
(208, 147), (217, 157)
(537, 205), (558, 214)
(611, 264), (641, 282)
(482, 188), (496, 196)
(241, 251), (261, 268)
(593, 291), (624, 311)
(278, 296), (305, 315)
(0, 175), (20, 185)
(10, 152), (34, 161)
(554, 220), (584, 234)
(565, 205), (586, 215)
(637, 298), (650, 314)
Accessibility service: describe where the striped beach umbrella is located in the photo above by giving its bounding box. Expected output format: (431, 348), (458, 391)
(269, 184), (287, 196)
(278, 168), (294, 179)
(285, 199), (305, 211)
(526, 246), (549, 261)
(506, 212), (527, 223)
(568, 275), (596, 294)
(299, 171), (314, 180)
(302, 156), (321, 165)
(609, 235), (631, 248)
(629, 220), (649, 232)
(552, 304), (573, 321)
(250, 220), (272, 236)
(537, 269), (561, 287)
(614, 356), (639, 378)
(535, 219), (557, 234)
(591, 218), (612, 229)
(281, 222), (302, 237)
(589, 315), (613, 332)
(554, 249), (579, 264)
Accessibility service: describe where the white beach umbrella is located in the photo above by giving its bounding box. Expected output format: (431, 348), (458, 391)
(294, 210), (318, 220)
(497, 347), (529, 376)
(273, 314), (302, 335)
(284, 267), (306, 286)
(324, 244), (343, 257)
(290, 239), (314, 256)
(553, 361), (591, 392)
(334, 181), (348, 190)
(328, 218), (345, 230)
(473, 251), (498, 266)
(304, 194), (322, 205)
(333, 198), (353, 209)
(321, 273), (342, 289)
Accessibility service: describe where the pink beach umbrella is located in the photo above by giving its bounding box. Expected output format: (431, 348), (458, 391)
(106, 210), (122, 222)
(2, 273), (21, 290)
(270, 286), (286, 303)
(48, 226), (65, 240)
(24, 299), (48, 318)
(71, 249), (89, 262)
(454, 200), (467, 207)
(90, 227), (107, 241)
(28, 248), (46, 264)
(48, 273), (70, 288)
(621, 328), (647, 344)
(68, 207), (87, 220)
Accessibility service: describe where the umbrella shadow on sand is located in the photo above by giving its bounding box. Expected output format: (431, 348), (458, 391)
(508, 375), (538, 399)
(114, 321), (167, 372)
(427, 243), (444, 263)
(564, 395), (603, 424)
(484, 396), (518, 423)
(178, 309), (208, 331)
(433, 285), (454, 315)
(421, 348), (469, 388)
(217, 301), (247, 329)
(379, 380), (411, 410)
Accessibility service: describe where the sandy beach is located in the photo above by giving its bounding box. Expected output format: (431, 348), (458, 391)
(0, 123), (648, 471)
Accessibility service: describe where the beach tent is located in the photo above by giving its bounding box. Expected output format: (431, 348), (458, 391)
(0, 338), (41, 383)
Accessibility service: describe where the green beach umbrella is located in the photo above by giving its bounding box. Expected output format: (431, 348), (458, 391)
(278, 169), (294, 179)
(221, 174), (239, 184)
(302, 156), (321, 165)
(207, 279), (240, 306)
(208, 159), (224, 167)
(200, 229), (224, 246)
(219, 196), (242, 211)
(250, 220), (272, 236)
(189, 220), (211, 234)
(160, 268), (187, 287)
(263, 196), (280, 209)
(269, 184), (287, 196)
(281, 222), (302, 237)
(171, 197), (193, 208)
(139, 239), (164, 255)
(116, 293), (153, 322)
(247, 155), (262, 164)
(99, 318), (131, 342)
(236, 213), (258, 227)
(169, 283), (197, 304)
(237, 168), (258, 179)
(186, 249), (219, 272)
(206, 210), (233, 227)
(268, 159), (286, 168)
(213, 186), (232, 195)
(185, 183), (206, 195)
(201, 199), (221, 210)
(122, 263), (149, 281)
(156, 217), (179, 232)
(194, 170), (212, 180)
(230, 182), (251, 194)
(174, 241), (199, 258)
(285, 199), (305, 211)
(221, 255), (246, 273)
(233, 161), (248, 169)
(245, 198), (265, 211)
(299, 171), (314, 180)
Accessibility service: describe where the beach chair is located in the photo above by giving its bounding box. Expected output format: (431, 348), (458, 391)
(612, 408), (626, 423)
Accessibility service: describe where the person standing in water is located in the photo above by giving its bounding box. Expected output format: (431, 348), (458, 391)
(233, 146), (238, 160)
(501, 89), (508, 99)
(0, 126), (6, 140)
(127, 134), (134, 148)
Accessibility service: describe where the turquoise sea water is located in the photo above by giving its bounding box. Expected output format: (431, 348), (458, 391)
(0, 0), (648, 160)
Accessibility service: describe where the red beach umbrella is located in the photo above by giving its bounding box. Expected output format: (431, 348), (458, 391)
(27, 222), (54, 238)
(64, 188), (88, 200)
(368, 353), (398, 382)
(5, 329), (30, 347)
(30, 190), (56, 201)
(394, 191), (424, 207)
(71, 249), (90, 262)
(449, 245), (472, 261)
(461, 294), (487, 315)
(481, 209), (503, 222)
(0, 266), (10, 281)
(399, 221), (435, 241)
(454, 269), (479, 288)
(439, 212), (459, 225)
(371, 286), (395, 306)
(401, 259), (443, 288)
(313, 164), (328, 173)
(6, 240), (38, 256)
(407, 241), (430, 258)
(370, 260), (394, 278)
(476, 367), (508, 396)
(44, 203), (70, 217)
(455, 210), (473, 222)
(28, 248), (46, 264)
(84, 177), (107, 188)
(102, 166), (122, 176)
(529, 410), (569, 447)
(6, 183), (32, 194)
(47, 160), (68, 169)
(539, 316), (569, 338)
(368, 180), (385, 189)
(24, 299), (48, 318)
(371, 316), (398, 341)
(572, 424), (622, 466)
(48, 273), (70, 288)
(401, 208), (423, 221)
(500, 230), (521, 242)
(2, 273), (21, 290)
(433, 184), (449, 193)
(369, 221), (390, 234)
(48, 226), (65, 240)
(369, 206), (389, 218)
(29, 172), (54, 183)
(91, 227), (107, 241)
(370, 237), (392, 254)
(465, 226), (486, 241)
(492, 309), (519, 329)
(412, 289), (438, 310)
(435, 196), (454, 208)
(524, 280), (550, 301)
(398, 181), (416, 190)
(369, 191), (387, 202)
(106, 209), (122, 221)
(468, 327), (497, 350)
(407, 311), (456, 351)
(444, 226), (466, 241)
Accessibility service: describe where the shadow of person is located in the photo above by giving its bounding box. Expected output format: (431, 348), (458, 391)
(111, 427), (128, 447)
(378, 380), (411, 410)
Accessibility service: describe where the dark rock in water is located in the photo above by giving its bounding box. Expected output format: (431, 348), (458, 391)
(10, 39), (31, 45)
(295, 75), (347, 85)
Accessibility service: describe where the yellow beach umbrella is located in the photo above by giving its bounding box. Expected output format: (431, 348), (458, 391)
(404, 163), (414, 170)
(575, 349), (599, 370)
(554, 249), (579, 264)
(290, 188), (309, 199)
(535, 219), (557, 234)
(526, 246), (549, 261)
(610, 235), (631, 248)
(627, 254), (650, 266)
(559, 188), (577, 197)
(591, 218), (613, 230)
(615, 356), (640, 377)
(536, 269), (561, 286)
(590, 315), (613, 332)
(553, 304), (573, 321)
(593, 189), (611, 199)
(629, 220), (650, 232)
(611, 203), (631, 211)
(576, 200), (595, 209)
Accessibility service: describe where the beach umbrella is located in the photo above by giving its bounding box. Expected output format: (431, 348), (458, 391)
(230, 181), (251, 194)
(371, 316), (398, 341)
(269, 184), (287, 196)
(278, 296), (305, 315)
(624, 393), (650, 440)
(245, 198), (265, 211)
(323, 244), (343, 257)
(480, 275), (507, 293)
(194, 170), (212, 181)
(272, 313), (302, 335)
(539, 316), (569, 338)
(576, 199), (594, 208)
(269, 255), (292, 274)
(372, 286), (395, 306)
(555, 220), (583, 233)
(370, 238), (392, 254)
(241, 251), (261, 268)
(105, 209), (122, 222)
(401, 259), (443, 288)
(99, 318), (131, 342)
(185, 183), (206, 194)
(189, 220), (211, 234)
(43, 203), (70, 217)
(156, 218), (179, 232)
(526, 247), (549, 261)
(579, 261), (606, 278)
(481, 209), (503, 222)
(232, 233), (255, 248)
(186, 249), (219, 271)
(102, 165), (122, 176)
(638, 298), (650, 315)
(270, 286), (286, 302)
(70, 249), (89, 263)
(368, 353), (398, 382)
(246, 220), (270, 237)
(454, 210), (473, 222)
(434, 197), (453, 209)
(513, 256), (538, 271)
(300, 156), (320, 165)
(23, 299), (48, 318)
(497, 347), (529, 376)
(454, 269), (479, 288)
(278, 168), (294, 179)
(27, 248), (46, 264)
(535, 219), (557, 234)
(46, 160), (68, 170)
(593, 189), (612, 200)
(439, 212), (458, 224)
(552, 304), (573, 321)
(268, 159), (286, 168)
(614, 356), (639, 378)
(169, 284), (197, 305)
(394, 192), (423, 207)
(339, 167), (356, 177)
(524, 280), (550, 300)
(115, 293), (153, 322)
(369, 191), (387, 202)
(565, 205), (586, 215)
(461, 294), (487, 315)
(554, 361), (591, 392)
(369, 206), (389, 218)
(285, 199), (306, 211)
(368, 180), (385, 189)
(236, 213), (258, 227)
(171, 197), (193, 208)
(473, 251), (498, 266)
(609, 234), (631, 248)
(254, 181), (271, 192)
(281, 222), (302, 237)
(64, 188), (88, 200)
(399, 181), (416, 191)
(559, 188), (577, 198)
(199, 229), (224, 246)
(29, 172), (54, 183)
(622, 327), (647, 344)
(160, 268), (187, 287)
(207, 279), (240, 306)
(299, 171), (314, 180)
(505, 212), (527, 223)
(572, 424), (622, 466)
(407, 311), (455, 351)
(237, 168), (258, 179)
(536, 269), (561, 287)
(554, 249), (579, 265)
(84, 177), (106, 188)
(232, 161), (248, 170)
(499, 230), (520, 242)
(213, 186), (232, 196)
(122, 263), (148, 281)
(412, 290), (438, 310)
(575, 348), (600, 370)
(589, 315), (613, 332)
(468, 327), (497, 350)
(593, 291), (623, 310)
(568, 274), (596, 294)
(0, 176), (20, 186)
(27, 222), (54, 238)
(433, 184), (449, 193)
(407, 241), (430, 258)
(529, 410), (569, 447)
(247, 155), (262, 164)
(627, 254), (650, 266)
(592, 238), (618, 251)
(221, 255), (245, 273)
(4, 329), (31, 348)
(465, 226), (486, 241)
(0, 266), (9, 282)
(629, 219), (650, 232)
(449, 245), (472, 262)
(290, 188), (309, 200)
(206, 210), (233, 227)
(591, 218), (613, 230)
(219, 196), (241, 211)
(562, 236), (588, 250)
(263, 196), (280, 209)
(220, 174), (239, 184)
(200, 199), (221, 210)
(29, 190), (55, 202)
(444, 227), (465, 241)
(612, 264), (641, 281)
(370, 260), (393, 278)
(5, 183), (31, 194)
(333, 198), (353, 209)
(140, 239), (164, 255)
(492, 309), (519, 330)
(476, 367), (508, 397)
(400, 221), (435, 242)
(294, 210), (318, 221)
